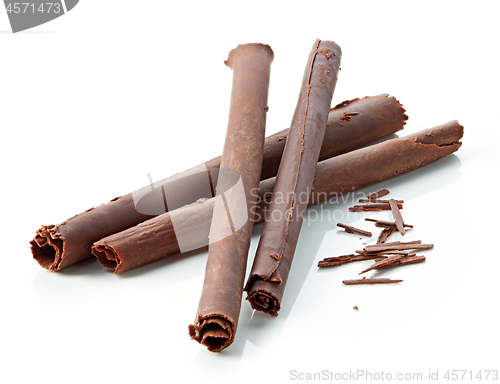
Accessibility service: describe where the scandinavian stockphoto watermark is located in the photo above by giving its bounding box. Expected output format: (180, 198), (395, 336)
(3, 0), (79, 33)
(131, 167), (370, 253)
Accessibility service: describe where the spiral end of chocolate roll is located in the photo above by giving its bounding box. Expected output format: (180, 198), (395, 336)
(246, 289), (280, 317)
(92, 243), (120, 272)
(189, 316), (234, 353)
(30, 225), (65, 272)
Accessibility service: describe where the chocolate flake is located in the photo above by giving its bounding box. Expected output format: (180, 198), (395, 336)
(349, 202), (403, 212)
(365, 218), (413, 229)
(337, 223), (372, 237)
(371, 255), (426, 270)
(343, 278), (403, 285)
(359, 255), (402, 274)
(376, 227), (393, 244)
(358, 199), (404, 204)
(364, 241), (432, 253)
(318, 253), (386, 268)
(366, 189), (390, 200)
(389, 198), (406, 235)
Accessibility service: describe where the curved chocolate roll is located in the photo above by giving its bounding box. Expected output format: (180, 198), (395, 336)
(244, 39), (341, 316)
(31, 94), (406, 272)
(187, 43), (273, 352)
(92, 121), (463, 275)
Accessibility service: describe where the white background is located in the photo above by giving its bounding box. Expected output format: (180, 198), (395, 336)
(1, 1), (499, 383)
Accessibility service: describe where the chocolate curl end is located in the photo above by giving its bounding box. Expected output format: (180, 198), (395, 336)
(224, 43), (274, 69)
(92, 244), (120, 272)
(30, 225), (65, 272)
(246, 289), (280, 317)
(189, 316), (234, 353)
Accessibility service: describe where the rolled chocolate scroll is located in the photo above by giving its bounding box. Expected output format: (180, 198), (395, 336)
(244, 39), (341, 316)
(187, 43), (273, 352)
(31, 93), (406, 272)
(92, 121), (463, 275)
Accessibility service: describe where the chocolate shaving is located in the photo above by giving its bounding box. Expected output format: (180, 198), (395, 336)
(371, 255), (426, 270)
(358, 199), (404, 204)
(366, 189), (390, 200)
(359, 255), (402, 274)
(349, 202), (403, 212)
(318, 253), (386, 268)
(343, 278), (403, 285)
(337, 223), (372, 237)
(389, 198), (406, 235)
(356, 249), (410, 256)
(376, 227), (393, 244)
(365, 218), (413, 229)
(364, 241), (433, 253)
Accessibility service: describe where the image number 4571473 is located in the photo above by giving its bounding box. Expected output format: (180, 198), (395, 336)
(3, 0), (79, 33)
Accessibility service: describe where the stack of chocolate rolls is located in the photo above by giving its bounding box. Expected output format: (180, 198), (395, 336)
(29, 39), (464, 352)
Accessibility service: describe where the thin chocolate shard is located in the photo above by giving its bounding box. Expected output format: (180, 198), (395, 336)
(349, 202), (403, 212)
(359, 255), (402, 274)
(189, 43), (273, 352)
(366, 189), (390, 200)
(356, 249), (410, 256)
(389, 198), (406, 235)
(364, 241), (432, 253)
(93, 121), (461, 274)
(244, 39), (342, 317)
(343, 278), (403, 285)
(358, 199), (404, 204)
(365, 218), (413, 229)
(372, 255), (426, 270)
(317, 253), (386, 268)
(376, 227), (393, 244)
(337, 223), (372, 237)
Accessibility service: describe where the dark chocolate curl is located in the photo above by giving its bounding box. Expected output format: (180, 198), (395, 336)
(30, 92), (406, 272)
(245, 39), (342, 316)
(188, 43), (273, 352)
(92, 121), (463, 275)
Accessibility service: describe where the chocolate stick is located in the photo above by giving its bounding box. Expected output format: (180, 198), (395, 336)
(358, 199), (404, 204)
(364, 241), (433, 253)
(376, 227), (394, 244)
(31, 93), (407, 272)
(389, 198), (406, 235)
(365, 218), (413, 229)
(349, 202), (403, 212)
(366, 189), (390, 200)
(343, 278), (403, 285)
(187, 43), (273, 352)
(318, 254), (386, 268)
(92, 121), (463, 274)
(359, 255), (402, 274)
(337, 223), (372, 237)
(371, 255), (426, 270)
(244, 39), (342, 317)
